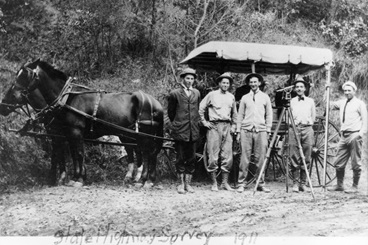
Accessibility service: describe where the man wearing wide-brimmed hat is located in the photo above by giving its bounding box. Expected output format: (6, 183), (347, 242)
(236, 73), (273, 193)
(235, 73), (266, 102)
(168, 67), (201, 194)
(289, 75), (316, 193)
(199, 73), (238, 191)
(327, 80), (367, 193)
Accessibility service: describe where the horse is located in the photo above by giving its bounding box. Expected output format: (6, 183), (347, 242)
(0, 63), (71, 186)
(0, 59), (164, 187)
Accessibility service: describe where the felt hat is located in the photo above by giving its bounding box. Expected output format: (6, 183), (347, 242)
(179, 68), (197, 79)
(342, 81), (357, 91)
(216, 72), (233, 84)
(293, 75), (309, 87)
(245, 73), (264, 85)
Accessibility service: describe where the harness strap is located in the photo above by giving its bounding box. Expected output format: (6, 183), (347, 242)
(136, 91), (146, 132)
(50, 77), (74, 107)
(62, 103), (173, 141)
(136, 90), (155, 132)
(91, 92), (103, 132)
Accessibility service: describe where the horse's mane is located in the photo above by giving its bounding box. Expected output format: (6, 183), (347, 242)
(27, 59), (68, 81)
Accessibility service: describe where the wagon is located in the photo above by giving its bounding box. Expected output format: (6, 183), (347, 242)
(177, 41), (337, 189)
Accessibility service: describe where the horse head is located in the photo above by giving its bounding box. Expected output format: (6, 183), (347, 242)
(0, 59), (47, 116)
(24, 60), (68, 104)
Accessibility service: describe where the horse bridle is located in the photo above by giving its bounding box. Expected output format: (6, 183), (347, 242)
(3, 67), (41, 117)
(17, 67), (39, 92)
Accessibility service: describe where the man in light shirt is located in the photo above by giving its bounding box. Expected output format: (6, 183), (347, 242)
(236, 73), (273, 193)
(327, 81), (367, 193)
(289, 76), (316, 193)
(199, 73), (238, 191)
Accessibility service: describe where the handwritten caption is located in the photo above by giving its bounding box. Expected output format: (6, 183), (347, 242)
(54, 223), (258, 245)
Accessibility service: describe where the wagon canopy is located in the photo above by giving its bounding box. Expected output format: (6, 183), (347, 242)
(180, 41), (333, 75)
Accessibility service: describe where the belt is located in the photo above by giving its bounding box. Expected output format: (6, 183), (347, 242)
(210, 120), (231, 124)
(246, 127), (259, 133)
(295, 124), (312, 128)
(341, 130), (359, 137)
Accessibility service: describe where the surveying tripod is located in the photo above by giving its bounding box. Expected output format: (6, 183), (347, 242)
(253, 85), (315, 199)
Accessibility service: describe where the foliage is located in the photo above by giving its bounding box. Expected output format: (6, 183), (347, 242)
(320, 19), (368, 57)
(319, 0), (368, 56)
(0, 0), (368, 189)
(0, 115), (50, 192)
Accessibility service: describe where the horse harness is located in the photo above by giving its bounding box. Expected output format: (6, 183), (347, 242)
(135, 90), (160, 132)
(25, 77), (168, 141)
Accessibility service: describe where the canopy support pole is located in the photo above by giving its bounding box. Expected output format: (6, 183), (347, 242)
(251, 63), (255, 73)
(323, 66), (332, 192)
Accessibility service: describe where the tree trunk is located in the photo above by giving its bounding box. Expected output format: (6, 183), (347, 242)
(327, 0), (338, 24)
(194, 0), (209, 48)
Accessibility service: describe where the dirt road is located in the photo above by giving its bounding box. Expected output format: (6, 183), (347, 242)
(1, 176), (368, 245)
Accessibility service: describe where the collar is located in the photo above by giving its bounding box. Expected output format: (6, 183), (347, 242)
(181, 84), (193, 91)
(298, 95), (305, 101)
(218, 89), (228, 94)
(346, 97), (354, 102)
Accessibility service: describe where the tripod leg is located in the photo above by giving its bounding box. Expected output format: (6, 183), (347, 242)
(284, 108), (290, 193)
(253, 107), (286, 195)
(287, 108), (315, 200)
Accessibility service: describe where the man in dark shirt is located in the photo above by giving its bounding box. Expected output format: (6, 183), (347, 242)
(168, 68), (201, 194)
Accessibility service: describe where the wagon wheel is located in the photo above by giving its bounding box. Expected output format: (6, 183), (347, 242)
(266, 135), (287, 182)
(272, 117), (340, 187)
(308, 116), (340, 187)
(157, 144), (178, 179)
(265, 120), (289, 182)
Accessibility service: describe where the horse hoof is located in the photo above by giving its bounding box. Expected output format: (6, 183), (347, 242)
(57, 172), (67, 186)
(73, 181), (83, 188)
(124, 177), (133, 184)
(134, 183), (143, 188)
(66, 180), (75, 187)
(143, 182), (154, 189)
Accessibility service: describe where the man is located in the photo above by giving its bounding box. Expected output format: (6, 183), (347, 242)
(327, 81), (367, 193)
(168, 68), (201, 194)
(236, 73), (273, 193)
(289, 76), (316, 193)
(199, 73), (237, 191)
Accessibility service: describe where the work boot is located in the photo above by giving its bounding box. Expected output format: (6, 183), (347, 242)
(292, 183), (299, 193)
(345, 170), (360, 194)
(184, 174), (195, 193)
(210, 172), (218, 192)
(220, 172), (234, 191)
(256, 186), (271, 193)
(237, 185), (245, 193)
(327, 169), (345, 191)
(177, 174), (186, 194)
(299, 170), (310, 192)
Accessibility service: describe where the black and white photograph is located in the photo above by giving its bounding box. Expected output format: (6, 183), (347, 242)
(0, 1), (367, 245)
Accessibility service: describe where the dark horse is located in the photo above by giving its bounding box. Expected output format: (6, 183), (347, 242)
(0, 59), (164, 187)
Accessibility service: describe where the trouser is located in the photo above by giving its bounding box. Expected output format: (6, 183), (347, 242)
(206, 122), (233, 173)
(175, 140), (197, 174)
(289, 126), (314, 172)
(334, 132), (362, 172)
(238, 130), (268, 186)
